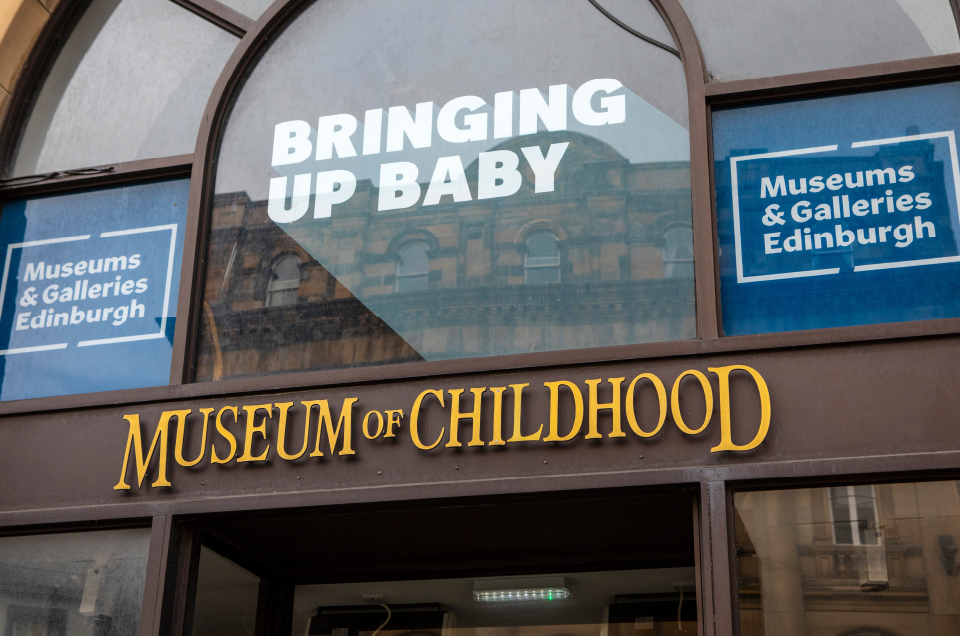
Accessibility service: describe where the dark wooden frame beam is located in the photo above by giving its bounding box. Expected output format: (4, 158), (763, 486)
(139, 516), (174, 636)
(0, 154), (193, 198)
(169, 0), (254, 37)
(692, 496), (708, 636)
(653, 0), (718, 340)
(168, 521), (203, 636)
(5, 312), (960, 417)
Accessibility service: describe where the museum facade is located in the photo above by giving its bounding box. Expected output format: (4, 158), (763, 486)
(1, 0), (960, 635)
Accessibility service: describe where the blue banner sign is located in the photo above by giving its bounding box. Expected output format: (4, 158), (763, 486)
(2, 226), (176, 352)
(714, 82), (960, 336)
(731, 132), (960, 282)
(0, 180), (188, 401)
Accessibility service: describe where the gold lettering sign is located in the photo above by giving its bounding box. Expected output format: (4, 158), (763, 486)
(114, 365), (772, 490)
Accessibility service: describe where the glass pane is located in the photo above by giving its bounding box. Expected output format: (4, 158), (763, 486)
(266, 287), (298, 307)
(266, 254), (302, 306)
(0, 179), (189, 401)
(292, 568), (697, 636)
(198, 0), (695, 381)
(397, 243), (429, 277)
(662, 227), (693, 278)
(713, 81), (960, 336)
(524, 266), (560, 284)
(272, 254), (302, 280)
(215, 0), (276, 21)
(0, 528), (150, 636)
(735, 480), (960, 635)
(526, 233), (558, 260)
(192, 547), (260, 636)
(11, 0), (239, 177)
(395, 274), (429, 292)
(679, 0), (960, 82)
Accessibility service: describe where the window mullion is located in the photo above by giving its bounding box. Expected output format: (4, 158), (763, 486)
(167, 0), (253, 37)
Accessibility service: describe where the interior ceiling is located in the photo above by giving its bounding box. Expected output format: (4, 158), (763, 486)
(292, 567), (697, 628)
(202, 489), (697, 582)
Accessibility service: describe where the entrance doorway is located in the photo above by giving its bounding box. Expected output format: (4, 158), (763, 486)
(182, 488), (700, 636)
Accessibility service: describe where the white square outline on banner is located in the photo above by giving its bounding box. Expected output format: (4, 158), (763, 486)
(0, 224), (177, 354)
(0, 234), (89, 355)
(730, 131), (960, 283)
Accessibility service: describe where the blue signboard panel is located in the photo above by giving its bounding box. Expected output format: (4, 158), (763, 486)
(0, 179), (188, 401)
(713, 82), (960, 335)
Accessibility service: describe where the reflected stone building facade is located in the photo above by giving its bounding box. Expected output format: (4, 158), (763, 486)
(197, 133), (694, 381)
(736, 483), (960, 636)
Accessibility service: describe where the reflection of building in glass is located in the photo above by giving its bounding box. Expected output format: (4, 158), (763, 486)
(196, 132), (694, 380)
(735, 482), (960, 636)
(265, 253), (302, 307)
(523, 232), (561, 284)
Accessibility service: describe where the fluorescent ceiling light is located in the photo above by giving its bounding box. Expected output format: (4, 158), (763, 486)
(473, 576), (570, 602)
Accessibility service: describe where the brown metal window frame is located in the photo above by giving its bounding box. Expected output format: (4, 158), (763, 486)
(168, 521), (292, 636)
(0, 0), (956, 416)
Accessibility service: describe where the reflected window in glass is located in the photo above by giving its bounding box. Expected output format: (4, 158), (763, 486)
(524, 232), (560, 284)
(266, 254), (302, 307)
(663, 226), (694, 278)
(829, 485), (880, 546)
(395, 242), (430, 292)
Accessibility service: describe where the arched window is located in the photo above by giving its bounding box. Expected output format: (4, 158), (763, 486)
(266, 255), (302, 307)
(0, 0), (243, 399)
(10, 0), (238, 177)
(395, 242), (430, 292)
(829, 485), (880, 546)
(198, 0), (698, 374)
(663, 227), (694, 278)
(524, 232), (561, 284)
